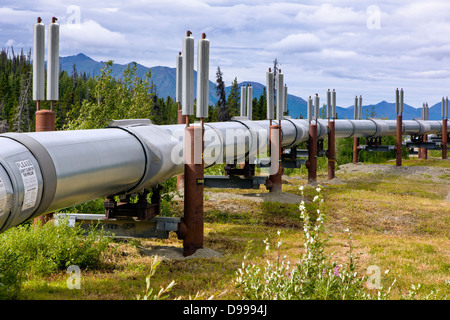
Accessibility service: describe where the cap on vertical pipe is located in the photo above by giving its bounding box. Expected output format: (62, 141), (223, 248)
(332, 89), (336, 120)
(196, 33), (209, 119)
(266, 68), (274, 120)
(182, 31), (194, 116)
(33, 17), (45, 101)
(240, 85), (247, 117)
(47, 17), (59, 101)
(176, 52), (183, 103)
(276, 71), (284, 120)
(247, 85), (253, 120)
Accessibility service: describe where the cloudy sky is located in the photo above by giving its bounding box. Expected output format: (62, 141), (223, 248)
(1, 0), (450, 108)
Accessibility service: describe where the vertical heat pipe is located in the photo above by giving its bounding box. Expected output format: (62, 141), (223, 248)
(176, 52), (185, 190)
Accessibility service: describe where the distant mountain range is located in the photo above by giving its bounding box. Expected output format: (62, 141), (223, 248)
(59, 53), (444, 120)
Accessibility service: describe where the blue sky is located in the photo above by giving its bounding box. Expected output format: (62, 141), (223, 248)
(1, 0), (450, 108)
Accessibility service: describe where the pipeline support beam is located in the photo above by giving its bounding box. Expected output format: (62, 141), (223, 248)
(267, 123), (282, 193)
(353, 137), (360, 164)
(442, 119), (447, 159)
(396, 115), (403, 166)
(327, 120), (335, 180)
(307, 123), (318, 184)
(179, 123), (204, 256)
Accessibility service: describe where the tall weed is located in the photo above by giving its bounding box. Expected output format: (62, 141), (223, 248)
(235, 185), (395, 300)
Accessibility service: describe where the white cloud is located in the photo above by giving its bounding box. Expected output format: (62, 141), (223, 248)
(5, 39), (15, 47)
(295, 3), (364, 26)
(272, 33), (322, 53)
(1, 0), (450, 107)
(60, 19), (128, 49)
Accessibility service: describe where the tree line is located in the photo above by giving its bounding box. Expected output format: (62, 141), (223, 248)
(0, 48), (278, 133)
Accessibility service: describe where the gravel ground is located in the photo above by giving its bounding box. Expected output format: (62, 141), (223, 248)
(204, 190), (304, 204)
(337, 162), (450, 202)
(138, 245), (223, 261)
(336, 162), (450, 181)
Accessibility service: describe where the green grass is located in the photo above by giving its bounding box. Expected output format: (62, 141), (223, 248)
(1, 157), (449, 300)
(384, 158), (450, 169)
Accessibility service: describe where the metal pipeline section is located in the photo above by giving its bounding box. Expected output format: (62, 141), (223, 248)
(0, 118), (448, 233)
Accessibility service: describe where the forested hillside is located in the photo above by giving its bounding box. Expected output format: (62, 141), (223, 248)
(0, 48), (273, 132)
(0, 48), (33, 133)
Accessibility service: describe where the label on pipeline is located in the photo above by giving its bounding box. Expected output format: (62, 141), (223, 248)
(15, 159), (38, 211)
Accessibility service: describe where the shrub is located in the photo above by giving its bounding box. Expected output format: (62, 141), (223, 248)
(0, 218), (113, 298)
(235, 185), (395, 300)
(0, 250), (25, 299)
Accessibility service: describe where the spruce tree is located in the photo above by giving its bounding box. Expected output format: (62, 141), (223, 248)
(215, 66), (230, 121)
(227, 77), (240, 117)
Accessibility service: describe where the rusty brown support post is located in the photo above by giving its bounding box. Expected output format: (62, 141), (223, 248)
(443, 119), (448, 159)
(180, 118), (204, 256)
(267, 121), (282, 193)
(307, 122), (318, 184)
(418, 138), (422, 159)
(395, 114), (403, 166)
(418, 135), (424, 159)
(422, 134), (428, 160)
(352, 137), (359, 164)
(34, 101), (55, 225)
(327, 120), (335, 180)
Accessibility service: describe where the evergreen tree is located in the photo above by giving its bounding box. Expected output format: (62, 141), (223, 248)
(12, 51), (32, 132)
(254, 87), (267, 120)
(227, 77), (240, 117)
(215, 66), (230, 121)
